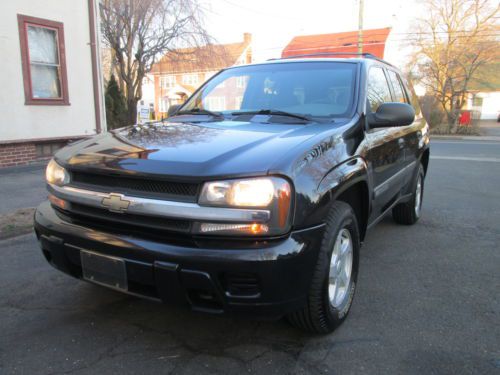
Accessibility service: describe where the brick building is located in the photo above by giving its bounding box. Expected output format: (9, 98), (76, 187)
(0, 0), (105, 168)
(149, 33), (252, 117)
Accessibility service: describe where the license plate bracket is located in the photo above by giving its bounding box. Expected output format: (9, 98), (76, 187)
(80, 250), (128, 291)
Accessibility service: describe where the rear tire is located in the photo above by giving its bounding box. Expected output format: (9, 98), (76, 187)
(392, 163), (425, 225)
(287, 201), (360, 334)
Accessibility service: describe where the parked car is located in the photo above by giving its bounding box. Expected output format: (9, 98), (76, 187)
(35, 53), (430, 333)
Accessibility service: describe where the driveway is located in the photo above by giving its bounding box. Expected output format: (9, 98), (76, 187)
(0, 163), (47, 214)
(1, 140), (499, 374)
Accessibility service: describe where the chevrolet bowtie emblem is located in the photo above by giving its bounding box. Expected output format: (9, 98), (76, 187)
(101, 193), (130, 213)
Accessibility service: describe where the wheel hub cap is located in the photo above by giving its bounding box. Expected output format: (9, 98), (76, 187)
(329, 228), (353, 308)
(415, 175), (422, 217)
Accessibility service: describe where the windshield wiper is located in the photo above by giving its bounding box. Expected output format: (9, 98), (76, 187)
(175, 108), (224, 119)
(232, 109), (312, 122)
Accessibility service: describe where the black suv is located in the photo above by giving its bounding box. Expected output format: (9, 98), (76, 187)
(35, 54), (430, 333)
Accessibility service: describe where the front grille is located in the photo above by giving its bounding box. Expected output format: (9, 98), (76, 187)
(61, 202), (191, 234)
(70, 171), (199, 202)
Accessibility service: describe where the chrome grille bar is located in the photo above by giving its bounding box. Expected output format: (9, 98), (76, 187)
(49, 184), (271, 223)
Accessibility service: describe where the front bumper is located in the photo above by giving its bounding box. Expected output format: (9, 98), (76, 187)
(34, 201), (324, 318)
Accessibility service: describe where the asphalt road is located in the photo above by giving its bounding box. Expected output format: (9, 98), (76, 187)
(1, 140), (499, 374)
(0, 163), (47, 215)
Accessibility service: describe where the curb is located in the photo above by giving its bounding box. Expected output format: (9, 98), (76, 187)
(431, 135), (500, 142)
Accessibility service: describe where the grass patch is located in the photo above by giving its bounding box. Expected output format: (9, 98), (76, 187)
(430, 123), (481, 136)
(0, 208), (36, 240)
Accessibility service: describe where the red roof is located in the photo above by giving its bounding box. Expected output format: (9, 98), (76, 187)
(282, 28), (391, 59)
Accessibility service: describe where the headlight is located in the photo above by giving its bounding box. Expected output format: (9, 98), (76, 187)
(200, 178), (275, 207)
(197, 177), (292, 236)
(46, 159), (70, 186)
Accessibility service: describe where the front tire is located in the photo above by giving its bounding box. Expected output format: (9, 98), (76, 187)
(392, 163), (425, 225)
(287, 201), (360, 334)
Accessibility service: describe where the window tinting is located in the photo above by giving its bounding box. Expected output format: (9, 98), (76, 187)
(367, 67), (392, 112)
(400, 76), (422, 116)
(182, 62), (357, 118)
(387, 70), (407, 103)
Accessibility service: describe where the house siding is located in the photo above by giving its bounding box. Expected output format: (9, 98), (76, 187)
(0, 0), (103, 167)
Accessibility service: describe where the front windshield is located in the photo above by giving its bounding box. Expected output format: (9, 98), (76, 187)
(180, 61), (358, 119)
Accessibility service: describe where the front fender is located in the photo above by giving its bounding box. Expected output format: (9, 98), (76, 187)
(294, 157), (370, 229)
(317, 157), (369, 199)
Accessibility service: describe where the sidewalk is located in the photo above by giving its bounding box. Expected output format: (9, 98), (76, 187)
(478, 119), (500, 137)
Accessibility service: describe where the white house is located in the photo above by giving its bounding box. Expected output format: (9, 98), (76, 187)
(0, 0), (105, 167)
(466, 91), (500, 120)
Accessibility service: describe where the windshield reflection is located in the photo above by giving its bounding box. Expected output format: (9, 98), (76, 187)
(181, 62), (358, 120)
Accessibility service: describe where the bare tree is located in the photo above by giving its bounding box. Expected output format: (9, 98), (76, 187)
(100, 0), (211, 126)
(409, 0), (499, 130)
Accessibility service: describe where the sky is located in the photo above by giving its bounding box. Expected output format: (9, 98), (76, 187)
(200, 0), (425, 67)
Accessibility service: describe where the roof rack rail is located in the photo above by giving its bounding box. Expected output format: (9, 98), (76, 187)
(268, 52), (393, 66)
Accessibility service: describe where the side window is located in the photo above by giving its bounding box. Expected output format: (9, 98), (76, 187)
(387, 70), (407, 103)
(400, 76), (422, 116)
(367, 67), (392, 112)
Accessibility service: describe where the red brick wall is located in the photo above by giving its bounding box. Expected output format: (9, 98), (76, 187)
(0, 142), (38, 168)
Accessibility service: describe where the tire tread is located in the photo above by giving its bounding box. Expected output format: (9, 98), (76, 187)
(288, 201), (358, 333)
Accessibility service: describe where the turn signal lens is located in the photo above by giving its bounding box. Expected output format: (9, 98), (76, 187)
(48, 194), (68, 210)
(46, 159), (70, 186)
(199, 223), (269, 235)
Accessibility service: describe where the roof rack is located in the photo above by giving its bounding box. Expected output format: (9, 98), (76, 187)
(268, 52), (393, 66)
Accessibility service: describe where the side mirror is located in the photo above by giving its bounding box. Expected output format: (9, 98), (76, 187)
(167, 104), (181, 117)
(368, 102), (415, 128)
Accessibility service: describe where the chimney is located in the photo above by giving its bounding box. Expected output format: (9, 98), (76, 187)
(243, 33), (252, 45)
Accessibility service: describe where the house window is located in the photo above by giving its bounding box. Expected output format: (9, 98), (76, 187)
(472, 96), (483, 107)
(17, 14), (69, 105)
(183, 74), (199, 86)
(235, 96), (244, 109)
(236, 76), (247, 88)
(204, 96), (226, 111)
(159, 97), (169, 113)
(160, 75), (176, 89)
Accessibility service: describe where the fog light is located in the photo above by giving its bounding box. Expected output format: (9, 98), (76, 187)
(199, 223), (269, 235)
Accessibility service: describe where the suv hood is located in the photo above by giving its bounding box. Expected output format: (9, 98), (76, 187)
(57, 120), (340, 179)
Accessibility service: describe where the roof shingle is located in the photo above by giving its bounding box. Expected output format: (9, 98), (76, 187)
(282, 28), (391, 59)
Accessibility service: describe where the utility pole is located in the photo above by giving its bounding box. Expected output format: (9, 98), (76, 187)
(358, 0), (364, 54)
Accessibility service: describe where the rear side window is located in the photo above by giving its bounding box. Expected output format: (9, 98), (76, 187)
(387, 70), (407, 103)
(367, 67), (392, 112)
